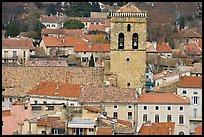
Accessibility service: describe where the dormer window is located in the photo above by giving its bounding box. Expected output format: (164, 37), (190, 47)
(132, 33), (138, 49)
(118, 33), (124, 49)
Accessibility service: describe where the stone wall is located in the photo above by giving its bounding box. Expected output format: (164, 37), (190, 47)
(2, 66), (104, 91)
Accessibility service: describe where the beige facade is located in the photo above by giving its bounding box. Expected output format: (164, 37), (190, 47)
(137, 104), (190, 135)
(108, 8), (147, 89)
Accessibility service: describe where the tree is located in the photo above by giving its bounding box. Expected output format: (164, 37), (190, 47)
(89, 54), (95, 67)
(5, 23), (21, 37)
(91, 2), (101, 12)
(63, 20), (84, 29)
(46, 4), (57, 15)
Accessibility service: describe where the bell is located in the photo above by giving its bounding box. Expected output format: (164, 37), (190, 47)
(120, 42), (123, 46)
(134, 41), (137, 46)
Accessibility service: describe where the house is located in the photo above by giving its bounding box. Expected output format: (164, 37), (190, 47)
(2, 100), (31, 135)
(2, 38), (35, 64)
(39, 35), (88, 56)
(190, 63), (202, 76)
(41, 28), (84, 37)
(137, 93), (190, 135)
(174, 28), (202, 49)
(74, 43), (110, 67)
(176, 76), (202, 133)
(88, 24), (105, 32)
(90, 12), (109, 19)
(40, 15), (66, 29)
(67, 117), (96, 135)
(138, 122), (175, 135)
(79, 85), (137, 125)
(26, 82), (82, 118)
(156, 42), (173, 58)
(183, 41), (202, 58)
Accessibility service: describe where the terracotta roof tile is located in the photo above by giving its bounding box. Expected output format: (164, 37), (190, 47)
(41, 28), (83, 36)
(96, 127), (113, 135)
(184, 41), (202, 55)
(74, 43), (110, 52)
(2, 38), (35, 50)
(40, 15), (66, 23)
(88, 24), (105, 32)
(83, 106), (104, 113)
(107, 117), (132, 127)
(157, 42), (172, 53)
(137, 93), (190, 104)
(190, 63), (202, 74)
(195, 125), (202, 135)
(176, 28), (202, 38)
(42, 35), (88, 47)
(138, 122), (175, 135)
(2, 110), (12, 117)
(82, 34), (106, 43)
(117, 3), (141, 12)
(27, 82), (81, 98)
(178, 76), (202, 88)
(80, 86), (136, 103)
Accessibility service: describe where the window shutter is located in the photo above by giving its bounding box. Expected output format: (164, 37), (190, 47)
(191, 97), (194, 105)
(197, 97), (199, 105)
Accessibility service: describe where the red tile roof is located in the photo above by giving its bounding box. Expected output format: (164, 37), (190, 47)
(80, 86), (136, 103)
(40, 15), (66, 23)
(37, 116), (65, 128)
(137, 93), (190, 104)
(83, 106), (104, 113)
(138, 122), (175, 135)
(157, 42), (172, 53)
(176, 28), (202, 38)
(107, 117), (132, 127)
(195, 125), (202, 135)
(27, 82), (82, 98)
(74, 43), (110, 52)
(41, 28), (83, 36)
(96, 127), (113, 135)
(117, 3), (141, 12)
(88, 24), (105, 32)
(2, 38), (35, 50)
(82, 34), (106, 42)
(184, 41), (202, 55)
(42, 35), (88, 47)
(178, 76), (202, 88)
(2, 110), (12, 117)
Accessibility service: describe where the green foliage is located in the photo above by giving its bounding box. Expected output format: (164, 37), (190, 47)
(63, 20), (84, 29)
(65, 2), (92, 17)
(91, 2), (101, 12)
(35, 21), (46, 39)
(46, 4), (57, 15)
(88, 30), (106, 35)
(33, 41), (39, 47)
(5, 23), (21, 37)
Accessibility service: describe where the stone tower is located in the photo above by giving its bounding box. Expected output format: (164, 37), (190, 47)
(109, 3), (147, 89)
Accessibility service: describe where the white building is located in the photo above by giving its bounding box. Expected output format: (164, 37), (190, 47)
(176, 76), (202, 134)
(137, 93), (190, 135)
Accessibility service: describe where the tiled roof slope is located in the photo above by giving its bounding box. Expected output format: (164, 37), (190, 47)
(2, 110), (12, 117)
(195, 125), (202, 135)
(176, 28), (202, 38)
(80, 86), (136, 103)
(96, 127), (113, 135)
(2, 38), (35, 50)
(178, 76), (202, 88)
(88, 24), (105, 32)
(138, 122), (175, 135)
(157, 42), (172, 53)
(74, 43), (110, 52)
(27, 82), (81, 98)
(117, 3), (141, 12)
(83, 106), (104, 113)
(137, 93), (190, 104)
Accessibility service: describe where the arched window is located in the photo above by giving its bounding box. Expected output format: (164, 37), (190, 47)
(118, 33), (124, 49)
(178, 131), (184, 135)
(127, 24), (131, 32)
(132, 33), (138, 49)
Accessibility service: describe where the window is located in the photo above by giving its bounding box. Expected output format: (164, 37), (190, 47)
(84, 52), (86, 54)
(70, 103), (74, 106)
(143, 106), (147, 110)
(127, 83), (130, 87)
(193, 108), (198, 118)
(179, 106), (183, 111)
(82, 57), (88, 62)
(2, 97), (4, 101)
(13, 51), (17, 58)
(34, 101), (38, 104)
(128, 112), (132, 119)
(118, 33), (124, 49)
(143, 114), (147, 122)
(41, 130), (47, 135)
(155, 106), (159, 110)
(146, 67), (149, 73)
(182, 90), (187, 94)
(95, 57), (99, 62)
(43, 101), (47, 104)
(167, 114), (172, 122)
(192, 96), (199, 105)
(52, 24), (55, 27)
(53, 129), (58, 135)
(126, 57), (130, 61)
(113, 112), (118, 119)
(89, 128), (94, 132)
(167, 106), (171, 111)
(113, 105), (118, 109)
(178, 131), (184, 135)
(47, 106), (54, 110)
(127, 24), (131, 31)
(32, 106), (42, 111)
(23, 51), (26, 58)
(24, 105), (28, 110)
(179, 115), (184, 124)
(4, 51), (8, 58)
(128, 105), (132, 109)
(193, 90), (198, 94)
(155, 114), (159, 123)
(132, 33), (138, 49)
(9, 98), (12, 102)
